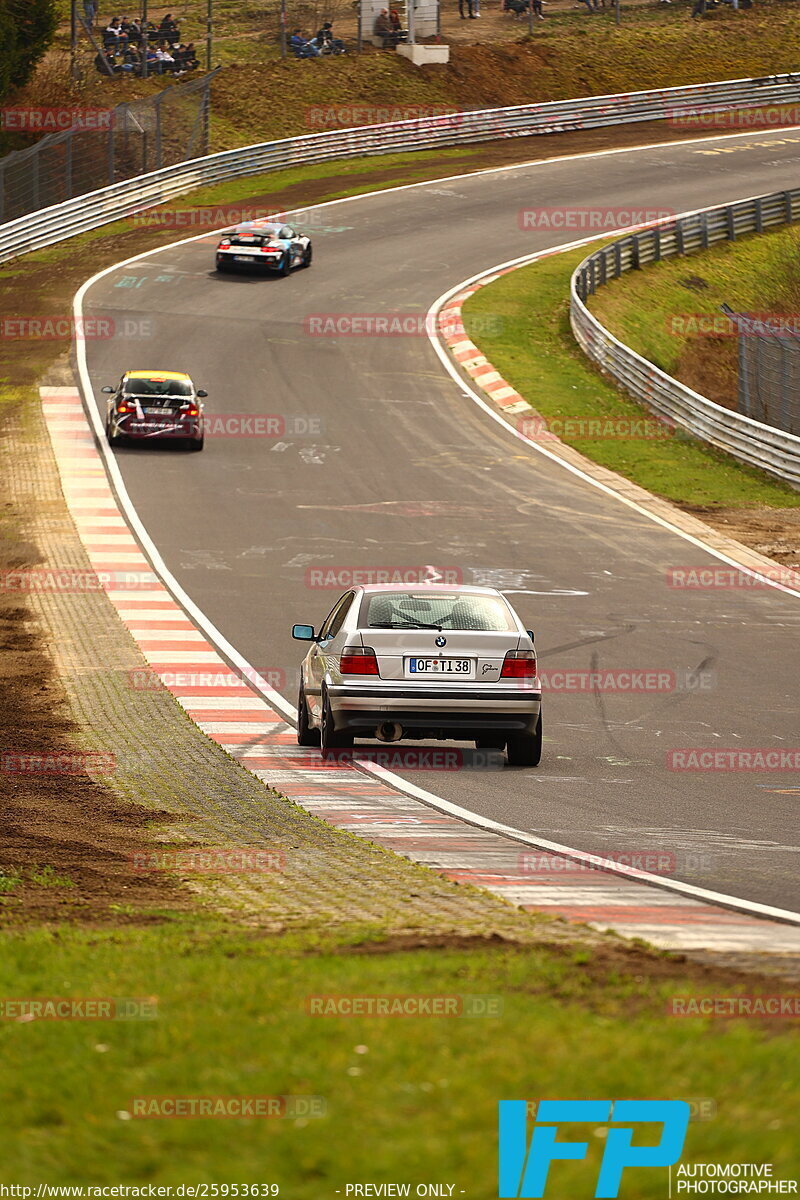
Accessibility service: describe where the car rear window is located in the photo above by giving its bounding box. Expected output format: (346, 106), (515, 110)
(360, 592), (516, 632)
(124, 378), (193, 398)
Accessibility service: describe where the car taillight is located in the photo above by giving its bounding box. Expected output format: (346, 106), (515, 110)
(261, 243), (280, 253)
(184, 404), (199, 417)
(218, 239), (231, 248)
(500, 650), (537, 679)
(340, 646), (378, 676)
(116, 401), (134, 413)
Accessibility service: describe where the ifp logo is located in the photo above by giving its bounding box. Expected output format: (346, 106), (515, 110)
(499, 1100), (690, 1198)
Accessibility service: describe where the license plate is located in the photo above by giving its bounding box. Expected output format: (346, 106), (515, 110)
(407, 658), (473, 676)
(144, 407), (166, 414)
(234, 254), (256, 262)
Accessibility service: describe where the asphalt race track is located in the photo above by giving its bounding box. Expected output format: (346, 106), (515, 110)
(80, 129), (800, 913)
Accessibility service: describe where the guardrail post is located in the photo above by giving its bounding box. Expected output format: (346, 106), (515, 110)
(614, 241), (622, 278)
(32, 151), (40, 212)
(653, 227), (661, 262)
(785, 191), (794, 225)
(631, 234), (640, 270)
(0, 162), (5, 223)
(155, 96), (163, 170)
(755, 197), (763, 234)
(675, 221), (684, 255)
(107, 119), (115, 185)
(599, 251), (607, 287)
(65, 133), (73, 201)
(727, 206), (736, 241)
(701, 211), (709, 250)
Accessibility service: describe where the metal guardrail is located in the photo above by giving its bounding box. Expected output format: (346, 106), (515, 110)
(2, 71), (800, 264)
(570, 188), (800, 486)
(0, 71), (217, 225)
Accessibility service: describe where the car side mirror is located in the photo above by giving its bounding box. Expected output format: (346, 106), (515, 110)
(292, 623), (316, 641)
(526, 629), (535, 643)
(196, 389), (208, 398)
(101, 386), (114, 393)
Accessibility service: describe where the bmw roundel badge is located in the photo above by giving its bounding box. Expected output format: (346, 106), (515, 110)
(435, 635), (447, 647)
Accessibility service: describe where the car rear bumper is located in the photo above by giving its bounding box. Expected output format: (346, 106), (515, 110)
(327, 683), (541, 736)
(216, 250), (283, 271)
(117, 418), (203, 440)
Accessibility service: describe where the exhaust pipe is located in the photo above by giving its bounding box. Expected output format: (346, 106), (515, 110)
(376, 721), (403, 743)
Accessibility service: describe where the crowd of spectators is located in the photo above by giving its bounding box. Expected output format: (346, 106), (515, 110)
(87, 11), (200, 75)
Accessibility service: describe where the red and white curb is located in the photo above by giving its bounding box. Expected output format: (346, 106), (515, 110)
(41, 385), (800, 954)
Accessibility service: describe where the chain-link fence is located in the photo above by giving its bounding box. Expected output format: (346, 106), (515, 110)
(0, 71), (217, 225)
(722, 307), (800, 437)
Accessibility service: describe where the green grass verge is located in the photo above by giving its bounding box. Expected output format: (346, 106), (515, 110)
(588, 221), (800, 377)
(1, 919), (798, 1186)
(462, 247), (800, 509)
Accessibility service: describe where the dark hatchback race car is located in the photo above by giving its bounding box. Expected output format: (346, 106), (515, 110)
(215, 221), (312, 275)
(103, 371), (207, 451)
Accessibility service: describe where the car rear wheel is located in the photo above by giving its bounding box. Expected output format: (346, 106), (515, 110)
(506, 713), (542, 767)
(297, 684), (320, 747)
(320, 690), (353, 755)
(185, 435), (204, 452)
(216, 260), (229, 272)
(279, 252), (291, 277)
(301, 245), (312, 268)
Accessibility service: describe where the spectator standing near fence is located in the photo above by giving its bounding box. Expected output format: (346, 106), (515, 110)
(459, 0), (475, 18)
(83, 0), (98, 28)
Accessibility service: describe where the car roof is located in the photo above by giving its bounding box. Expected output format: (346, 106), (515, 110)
(124, 370), (192, 381)
(357, 583), (503, 597)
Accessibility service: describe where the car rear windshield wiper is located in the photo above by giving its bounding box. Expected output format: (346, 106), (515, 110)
(372, 621), (444, 631)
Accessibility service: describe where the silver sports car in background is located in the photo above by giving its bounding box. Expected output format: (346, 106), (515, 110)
(215, 221), (312, 275)
(293, 584), (542, 766)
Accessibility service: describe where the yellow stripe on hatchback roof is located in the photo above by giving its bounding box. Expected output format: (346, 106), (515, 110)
(126, 370), (191, 380)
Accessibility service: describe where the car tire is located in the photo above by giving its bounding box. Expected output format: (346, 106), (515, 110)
(320, 690), (353, 756)
(301, 245), (312, 269)
(475, 735), (505, 750)
(506, 713), (542, 767)
(107, 422), (124, 448)
(279, 252), (291, 277)
(216, 260), (229, 272)
(297, 684), (320, 747)
(186, 435), (204, 452)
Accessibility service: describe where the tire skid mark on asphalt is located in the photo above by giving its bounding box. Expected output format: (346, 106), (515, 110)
(41, 384), (800, 953)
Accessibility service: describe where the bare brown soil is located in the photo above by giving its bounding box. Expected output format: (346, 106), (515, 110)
(0, 531), (190, 925)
